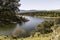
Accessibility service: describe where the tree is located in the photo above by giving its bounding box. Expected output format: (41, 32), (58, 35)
(0, 0), (21, 23)
(0, 0), (20, 12)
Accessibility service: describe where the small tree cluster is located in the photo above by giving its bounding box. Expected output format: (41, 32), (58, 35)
(35, 20), (54, 34)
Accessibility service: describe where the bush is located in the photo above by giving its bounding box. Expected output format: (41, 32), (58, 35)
(30, 30), (36, 37)
(54, 18), (60, 24)
(12, 28), (26, 38)
(35, 20), (54, 34)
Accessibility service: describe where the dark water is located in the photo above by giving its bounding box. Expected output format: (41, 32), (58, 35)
(0, 16), (45, 36)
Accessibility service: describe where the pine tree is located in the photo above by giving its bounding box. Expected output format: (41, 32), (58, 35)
(0, 0), (21, 24)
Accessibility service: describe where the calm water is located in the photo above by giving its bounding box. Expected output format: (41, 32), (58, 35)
(0, 16), (45, 36)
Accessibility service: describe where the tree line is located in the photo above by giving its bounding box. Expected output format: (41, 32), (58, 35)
(19, 11), (60, 17)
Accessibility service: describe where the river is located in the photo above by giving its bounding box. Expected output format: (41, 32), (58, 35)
(0, 16), (46, 36)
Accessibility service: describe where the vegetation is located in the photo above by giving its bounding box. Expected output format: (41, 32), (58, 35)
(30, 30), (36, 37)
(12, 28), (26, 38)
(0, 0), (29, 25)
(54, 18), (60, 24)
(19, 11), (60, 17)
(35, 20), (54, 34)
(0, 0), (20, 19)
(0, 18), (60, 40)
(0, 0), (60, 40)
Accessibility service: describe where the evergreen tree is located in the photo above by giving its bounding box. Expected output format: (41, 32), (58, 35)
(0, 0), (21, 24)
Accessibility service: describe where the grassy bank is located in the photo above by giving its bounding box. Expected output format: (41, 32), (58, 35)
(0, 32), (60, 40)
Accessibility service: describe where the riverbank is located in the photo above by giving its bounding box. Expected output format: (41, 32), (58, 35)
(0, 19), (60, 40)
(0, 33), (60, 40)
(17, 15), (60, 19)
(0, 15), (29, 26)
(18, 11), (60, 18)
(0, 15), (60, 40)
(33, 16), (60, 18)
(0, 34), (53, 40)
(19, 11), (60, 16)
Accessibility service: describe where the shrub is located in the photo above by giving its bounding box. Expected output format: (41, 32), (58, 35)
(35, 20), (54, 34)
(54, 18), (60, 24)
(12, 28), (26, 38)
(30, 30), (36, 37)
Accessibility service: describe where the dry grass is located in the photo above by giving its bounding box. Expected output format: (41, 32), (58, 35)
(0, 27), (60, 40)
(0, 33), (56, 40)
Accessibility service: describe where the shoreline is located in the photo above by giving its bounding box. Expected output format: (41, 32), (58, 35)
(17, 15), (60, 18)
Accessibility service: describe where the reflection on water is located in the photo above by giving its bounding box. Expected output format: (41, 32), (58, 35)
(0, 16), (45, 35)
(0, 24), (16, 35)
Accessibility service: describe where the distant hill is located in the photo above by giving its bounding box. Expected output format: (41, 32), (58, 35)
(18, 9), (60, 13)
(52, 9), (60, 12)
(20, 10), (40, 13)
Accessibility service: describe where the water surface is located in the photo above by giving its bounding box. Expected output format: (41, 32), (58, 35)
(0, 16), (45, 35)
